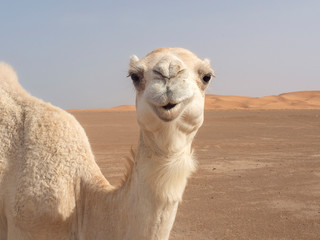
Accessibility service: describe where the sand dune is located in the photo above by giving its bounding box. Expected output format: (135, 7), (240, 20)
(205, 91), (320, 110)
(69, 91), (320, 112)
(104, 105), (136, 111)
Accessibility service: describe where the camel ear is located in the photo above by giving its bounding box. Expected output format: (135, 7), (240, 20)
(129, 55), (140, 67)
(203, 58), (211, 66)
(129, 55), (144, 75)
(199, 58), (215, 78)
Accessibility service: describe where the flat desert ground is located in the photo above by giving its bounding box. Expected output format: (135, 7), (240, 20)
(69, 91), (320, 240)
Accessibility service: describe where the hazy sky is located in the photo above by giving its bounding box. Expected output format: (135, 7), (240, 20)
(1, 0), (319, 109)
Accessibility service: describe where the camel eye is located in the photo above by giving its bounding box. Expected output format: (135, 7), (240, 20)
(130, 73), (140, 83)
(202, 74), (211, 83)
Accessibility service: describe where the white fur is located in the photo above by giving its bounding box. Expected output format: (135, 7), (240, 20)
(0, 48), (213, 240)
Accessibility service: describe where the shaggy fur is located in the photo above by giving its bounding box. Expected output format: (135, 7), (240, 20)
(0, 48), (213, 240)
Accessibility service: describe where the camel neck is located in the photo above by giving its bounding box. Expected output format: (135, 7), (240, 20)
(107, 130), (196, 239)
(132, 129), (197, 202)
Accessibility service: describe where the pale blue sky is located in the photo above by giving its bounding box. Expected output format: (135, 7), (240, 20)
(1, 0), (319, 109)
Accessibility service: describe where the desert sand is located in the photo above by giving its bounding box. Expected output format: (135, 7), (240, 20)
(68, 91), (320, 240)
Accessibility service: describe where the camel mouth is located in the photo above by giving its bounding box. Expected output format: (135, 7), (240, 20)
(162, 103), (177, 110)
(151, 102), (183, 122)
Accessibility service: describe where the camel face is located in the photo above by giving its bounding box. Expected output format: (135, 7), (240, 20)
(129, 48), (214, 127)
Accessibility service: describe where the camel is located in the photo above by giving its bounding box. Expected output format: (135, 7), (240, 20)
(0, 47), (214, 240)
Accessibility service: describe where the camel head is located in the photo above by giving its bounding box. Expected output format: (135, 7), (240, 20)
(128, 47), (214, 137)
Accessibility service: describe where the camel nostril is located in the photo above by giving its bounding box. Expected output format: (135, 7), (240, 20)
(162, 103), (177, 110)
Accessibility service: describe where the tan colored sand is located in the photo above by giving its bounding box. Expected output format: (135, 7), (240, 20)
(69, 108), (320, 240)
